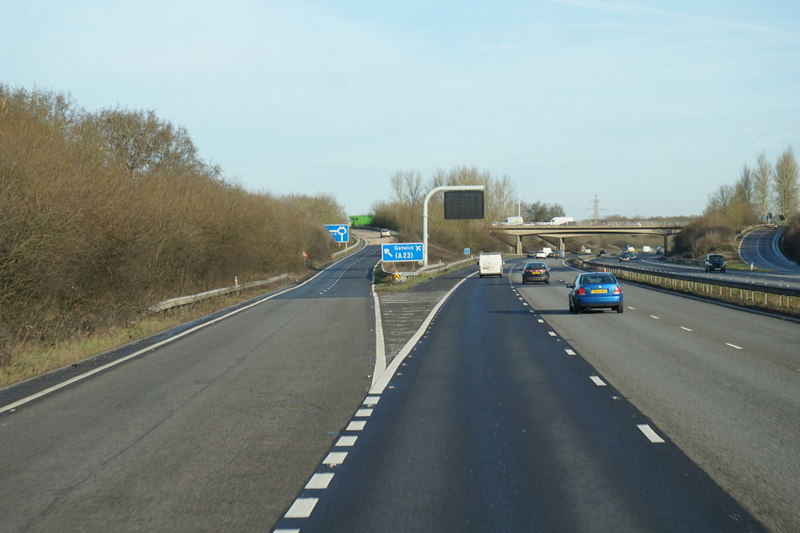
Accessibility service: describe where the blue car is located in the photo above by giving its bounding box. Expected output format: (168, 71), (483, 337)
(568, 272), (624, 314)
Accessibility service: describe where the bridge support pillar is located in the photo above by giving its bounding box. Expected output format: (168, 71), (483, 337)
(559, 237), (564, 251)
(515, 235), (523, 255)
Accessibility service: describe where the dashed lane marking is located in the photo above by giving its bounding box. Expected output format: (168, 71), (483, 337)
(565, 349), (576, 356)
(346, 420), (366, 431)
(336, 436), (358, 447)
(284, 498), (318, 518)
(637, 424), (665, 443)
(305, 473), (334, 490)
(323, 452), (348, 466)
(680, 326), (693, 332)
(590, 376), (607, 386)
(726, 342), (744, 350)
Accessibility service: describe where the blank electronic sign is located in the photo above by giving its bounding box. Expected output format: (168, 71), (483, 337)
(444, 190), (484, 220)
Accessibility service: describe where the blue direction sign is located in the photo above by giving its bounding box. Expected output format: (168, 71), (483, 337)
(324, 224), (350, 243)
(382, 242), (424, 262)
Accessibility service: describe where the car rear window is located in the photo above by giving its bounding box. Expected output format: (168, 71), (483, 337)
(583, 274), (616, 284)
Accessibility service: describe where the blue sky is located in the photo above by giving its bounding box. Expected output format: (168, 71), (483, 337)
(4, 1), (799, 220)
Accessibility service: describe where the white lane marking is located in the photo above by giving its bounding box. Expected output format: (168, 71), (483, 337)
(680, 326), (693, 332)
(346, 420), (366, 431)
(590, 376), (607, 386)
(364, 395), (380, 406)
(637, 424), (665, 443)
(565, 349), (576, 356)
(650, 315), (660, 320)
(284, 498), (318, 518)
(355, 408), (373, 417)
(0, 253), (355, 415)
(323, 452), (348, 466)
(548, 331), (557, 337)
(371, 288), (386, 388)
(305, 473), (334, 490)
(273, 529), (300, 533)
(537, 319), (544, 323)
(371, 273), (476, 394)
(726, 342), (744, 350)
(336, 436), (358, 447)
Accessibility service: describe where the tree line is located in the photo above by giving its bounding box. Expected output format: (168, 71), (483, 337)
(0, 85), (344, 364)
(373, 167), (565, 255)
(673, 148), (799, 257)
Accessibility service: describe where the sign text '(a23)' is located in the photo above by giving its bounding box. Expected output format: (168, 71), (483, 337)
(381, 243), (424, 262)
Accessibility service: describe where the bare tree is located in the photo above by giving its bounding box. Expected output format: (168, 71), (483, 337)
(389, 170), (425, 205)
(734, 164), (754, 208)
(773, 146), (799, 220)
(753, 152), (772, 221)
(524, 201), (565, 222)
(704, 184), (735, 214)
(88, 108), (203, 179)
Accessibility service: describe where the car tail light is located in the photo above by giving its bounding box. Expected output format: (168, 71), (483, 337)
(613, 286), (621, 295)
(577, 287), (586, 296)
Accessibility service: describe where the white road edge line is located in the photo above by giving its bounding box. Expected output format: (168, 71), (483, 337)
(305, 473), (334, 490)
(680, 326), (693, 332)
(637, 424), (665, 443)
(284, 497), (318, 518)
(370, 272), (477, 394)
(0, 268), (332, 415)
(371, 287), (386, 388)
(726, 342), (744, 350)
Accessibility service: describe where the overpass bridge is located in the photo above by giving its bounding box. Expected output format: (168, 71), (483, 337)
(490, 223), (685, 254)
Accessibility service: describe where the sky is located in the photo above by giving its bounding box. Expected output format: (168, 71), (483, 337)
(4, 0), (799, 221)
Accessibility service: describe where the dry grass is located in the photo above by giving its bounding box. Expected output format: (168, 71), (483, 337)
(1, 85), (345, 382)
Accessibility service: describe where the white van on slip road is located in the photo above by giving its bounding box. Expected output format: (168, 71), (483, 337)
(478, 252), (503, 277)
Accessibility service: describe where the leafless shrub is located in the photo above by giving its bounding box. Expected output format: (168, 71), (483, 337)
(0, 85), (344, 364)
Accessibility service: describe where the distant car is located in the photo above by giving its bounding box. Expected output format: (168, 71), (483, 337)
(526, 251), (537, 258)
(704, 253), (726, 272)
(598, 249), (607, 256)
(535, 251), (548, 258)
(522, 262), (550, 284)
(379, 229), (391, 238)
(568, 272), (624, 314)
(618, 252), (631, 262)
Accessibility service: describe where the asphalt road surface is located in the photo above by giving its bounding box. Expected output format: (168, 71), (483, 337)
(272, 259), (793, 532)
(3, 244), (797, 532)
(0, 246), (382, 532)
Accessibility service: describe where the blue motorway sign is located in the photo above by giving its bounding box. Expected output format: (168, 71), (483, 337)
(382, 242), (424, 262)
(324, 224), (350, 243)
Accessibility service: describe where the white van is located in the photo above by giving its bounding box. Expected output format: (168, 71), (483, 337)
(479, 252), (503, 277)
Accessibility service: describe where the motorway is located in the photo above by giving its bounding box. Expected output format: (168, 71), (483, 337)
(2, 239), (799, 532)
